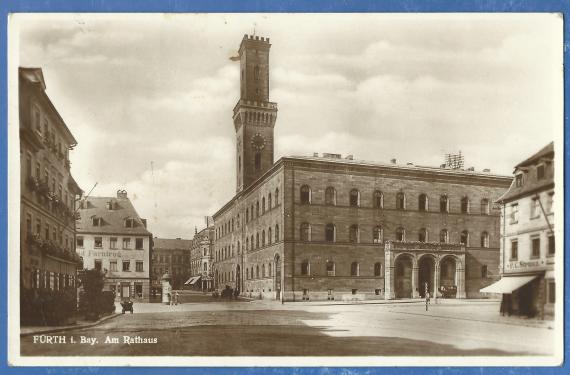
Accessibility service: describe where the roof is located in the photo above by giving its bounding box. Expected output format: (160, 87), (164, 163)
(497, 143), (555, 203)
(76, 196), (151, 236)
(153, 238), (193, 250)
(19, 67), (78, 146)
(515, 142), (554, 168)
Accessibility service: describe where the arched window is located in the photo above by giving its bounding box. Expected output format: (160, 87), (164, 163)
(440, 195), (449, 213)
(350, 262), (359, 276)
(251, 204), (254, 219)
(256, 233), (259, 248)
(262, 197), (266, 213)
(325, 223), (336, 242)
(268, 227), (272, 245)
(250, 235), (254, 250)
(275, 188), (279, 206)
(300, 222), (311, 241)
(246, 237), (249, 251)
(326, 261), (335, 276)
(481, 199), (490, 215)
(440, 229), (449, 243)
(256, 265), (259, 278)
(349, 189), (360, 207)
(374, 262), (382, 276)
(275, 224), (280, 242)
(246, 208), (249, 222)
(396, 227), (405, 241)
(396, 192), (406, 210)
(301, 261), (310, 276)
(461, 197), (470, 214)
(254, 65), (260, 80)
(268, 193), (272, 209)
(262, 264), (265, 278)
(237, 241), (241, 254)
(373, 190), (384, 209)
(418, 228), (428, 242)
(300, 185), (311, 204)
(325, 186), (336, 205)
(349, 224), (359, 243)
(460, 230), (469, 246)
(262, 230), (266, 246)
(419, 194), (428, 211)
(373, 226), (383, 243)
(255, 152), (261, 170)
(268, 263), (272, 277)
(481, 231), (490, 248)
(256, 201), (260, 217)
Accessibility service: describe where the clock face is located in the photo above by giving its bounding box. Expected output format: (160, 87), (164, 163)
(251, 134), (266, 151)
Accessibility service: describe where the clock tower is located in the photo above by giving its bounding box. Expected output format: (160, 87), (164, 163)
(233, 34), (278, 192)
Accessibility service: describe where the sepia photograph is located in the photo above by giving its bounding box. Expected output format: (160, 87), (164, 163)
(7, 12), (564, 366)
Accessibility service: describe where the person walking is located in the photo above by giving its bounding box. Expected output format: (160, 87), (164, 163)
(424, 282), (430, 311)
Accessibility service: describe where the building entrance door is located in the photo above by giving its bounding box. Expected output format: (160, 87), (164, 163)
(418, 256), (435, 298)
(395, 255), (413, 298)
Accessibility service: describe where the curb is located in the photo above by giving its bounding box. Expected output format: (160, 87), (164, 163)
(20, 312), (121, 337)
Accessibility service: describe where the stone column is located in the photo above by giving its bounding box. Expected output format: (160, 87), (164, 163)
(457, 256), (466, 299)
(384, 249), (395, 300)
(412, 257), (419, 298)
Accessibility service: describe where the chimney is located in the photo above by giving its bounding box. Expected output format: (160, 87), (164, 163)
(390, 158), (397, 164)
(117, 189), (128, 199)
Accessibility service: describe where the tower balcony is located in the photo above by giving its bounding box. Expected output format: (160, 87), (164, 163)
(233, 99), (278, 115)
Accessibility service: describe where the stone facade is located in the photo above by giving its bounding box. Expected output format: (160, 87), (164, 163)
(210, 34), (512, 302)
(189, 226), (214, 291)
(150, 238), (192, 293)
(19, 67), (83, 294)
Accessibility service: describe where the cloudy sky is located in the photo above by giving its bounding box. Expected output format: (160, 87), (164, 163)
(13, 13), (562, 238)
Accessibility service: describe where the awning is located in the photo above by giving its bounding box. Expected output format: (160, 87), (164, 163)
(480, 275), (538, 294)
(184, 276), (202, 285)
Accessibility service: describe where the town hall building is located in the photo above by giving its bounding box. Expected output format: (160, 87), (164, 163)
(211, 34), (513, 302)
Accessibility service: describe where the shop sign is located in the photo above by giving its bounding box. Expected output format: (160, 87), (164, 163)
(504, 258), (547, 272)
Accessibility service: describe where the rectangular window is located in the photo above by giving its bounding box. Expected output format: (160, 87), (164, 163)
(94, 237), (103, 248)
(136, 261), (144, 272)
(110, 261), (117, 272)
(94, 259), (102, 271)
(531, 237), (540, 258)
(530, 198), (540, 219)
(511, 240), (518, 260)
(515, 174), (523, 187)
(123, 238), (131, 249)
(109, 237), (117, 249)
(546, 193), (554, 213)
(481, 265), (488, 278)
(35, 219), (41, 235)
(548, 235), (555, 255)
(548, 281), (555, 304)
(537, 164), (545, 180)
(510, 204), (519, 224)
(77, 236), (84, 248)
(92, 217), (101, 226)
(125, 218), (133, 228)
(135, 238), (144, 250)
(122, 261), (130, 272)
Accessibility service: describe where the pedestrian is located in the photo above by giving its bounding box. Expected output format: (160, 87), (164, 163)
(425, 291), (430, 311)
(174, 291), (179, 305)
(169, 292), (174, 306)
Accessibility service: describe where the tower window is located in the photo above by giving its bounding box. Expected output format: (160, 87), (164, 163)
(254, 153), (261, 171)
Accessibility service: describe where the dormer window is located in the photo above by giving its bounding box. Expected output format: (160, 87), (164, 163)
(92, 217), (102, 227)
(515, 174), (523, 187)
(125, 218), (134, 228)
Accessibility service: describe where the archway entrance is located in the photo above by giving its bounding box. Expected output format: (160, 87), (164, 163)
(394, 255), (413, 298)
(235, 265), (241, 293)
(274, 255), (281, 300)
(418, 256), (435, 298)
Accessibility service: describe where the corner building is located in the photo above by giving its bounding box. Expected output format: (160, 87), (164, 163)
(19, 67), (83, 292)
(211, 35), (512, 301)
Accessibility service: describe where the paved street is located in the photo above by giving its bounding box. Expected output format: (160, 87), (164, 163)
(21, 299), (555, 356)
